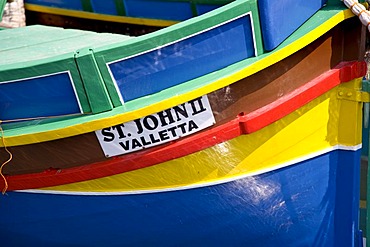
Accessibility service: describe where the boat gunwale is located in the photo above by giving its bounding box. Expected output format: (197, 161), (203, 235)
(4, 61), (366, 191)
(0, 5), (355, 147)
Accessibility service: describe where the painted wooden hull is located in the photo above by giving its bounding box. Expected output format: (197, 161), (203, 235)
(0, 0), (367, 246)
(0, 77), (364, 245)
(1, 16), (366, 189)
(0, 149), (362, 246)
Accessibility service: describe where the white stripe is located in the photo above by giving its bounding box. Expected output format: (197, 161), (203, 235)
(0, 70), (69, 84)
(16, 144), (362, 196)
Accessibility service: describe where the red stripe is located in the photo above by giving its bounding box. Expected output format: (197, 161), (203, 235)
(6, 61), (366, 191)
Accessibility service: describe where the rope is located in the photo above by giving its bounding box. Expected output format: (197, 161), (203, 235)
(0, 121), (12, 194)
(0, 112), (89, 192)
(343, 0), (370, 31)
(0, 112), (89, 193)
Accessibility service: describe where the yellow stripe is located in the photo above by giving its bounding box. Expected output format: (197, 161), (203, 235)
(25, 4), (178, 27)
(2, 9), (355, 147)
(337, 79), (364, 146)
(41, 80), (362, 192)
(360, 200), (366, 209)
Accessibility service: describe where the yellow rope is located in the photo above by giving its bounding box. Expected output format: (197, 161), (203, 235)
(0, 121), (12, 194)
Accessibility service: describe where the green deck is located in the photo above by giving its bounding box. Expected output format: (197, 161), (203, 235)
(0, 0), (5, 21)
(0, 25), (132, 68)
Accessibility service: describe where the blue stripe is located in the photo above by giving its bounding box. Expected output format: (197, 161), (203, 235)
(109, 15), (255, 102)
(258, 0), (327, 51)
(0, 72), (81, 121)
(90, 0), (117, 15)
(0, 149), (361, 246)
(124, 0), (192, 21)
(196, 4), (222, 15)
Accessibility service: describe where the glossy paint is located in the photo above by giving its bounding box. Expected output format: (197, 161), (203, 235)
(258, 0), (328, 50)
(2, 77), (360, 246)
(0, 9), (364, 247)
(0, 4), (352, 147)
(109, 14), (256, 102)
(0, 149), (361, 246)
(0, 72), (81, 121)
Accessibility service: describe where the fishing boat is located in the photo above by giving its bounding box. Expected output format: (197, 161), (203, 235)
(0, 0), (369, 246)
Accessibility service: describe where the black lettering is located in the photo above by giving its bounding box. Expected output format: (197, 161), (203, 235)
(188, 97), (206, 116)
(101, 127), (115, 142)
(132, 139), (143, 149)
(112, 124), (126, 139)
(119, 141), (130, 150)
(157, 109), (175, 127)
(158, 129), (170, 141)
(134, 119), (144, 134)
(149, 133), (161, 143)
(140, 136), (151, 145)
(177, 122), (187, 134)
(173, 104), (188, 121)
(188, 120), (199, 132)
(143, 115), (159, 130)
(167, 126), (178, 137)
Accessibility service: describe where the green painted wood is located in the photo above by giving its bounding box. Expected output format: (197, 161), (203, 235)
(0, 57), (92, 114)
(0, 0), (6, 21)
(81, 0), (93, 12)
(0, 26), (94, 52)
(114, 0), (126, 16)
(0, 25), (131, 115)
(75, 48), (113, 113)
(190, 2), (198, 17)
(361, 208), (367, 237)
(0, 25), (131, 75)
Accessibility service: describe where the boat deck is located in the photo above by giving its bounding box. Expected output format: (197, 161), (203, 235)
(0, 25), (132, 67)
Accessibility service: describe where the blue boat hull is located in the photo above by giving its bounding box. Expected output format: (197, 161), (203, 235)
(0, 149), (362, 246)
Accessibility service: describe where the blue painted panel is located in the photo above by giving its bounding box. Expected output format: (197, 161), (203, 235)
(109, 15), (255, 102)
(123, 0), (193, 21)
(25, 0), (83, 10)
(196, 4), (221, 15)
(0, 150), (362, 246)
(0, 72), (81, 121)
(335, 149), (362, 247)
(91, 0), (117, 15)
(258, 0), (327, 51)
